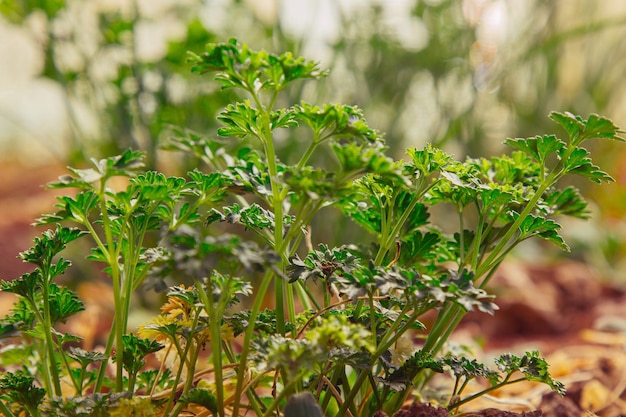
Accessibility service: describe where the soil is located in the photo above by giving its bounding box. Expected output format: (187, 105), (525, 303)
(2, 160), (626, 417)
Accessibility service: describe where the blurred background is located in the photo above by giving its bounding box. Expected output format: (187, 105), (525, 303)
(1, 0), (626, 283)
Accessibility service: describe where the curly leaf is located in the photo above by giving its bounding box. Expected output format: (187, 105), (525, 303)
(0, 370), (46, 409)
(544, 187), (589, 219)
(179, 388), (218, 413)
(496, 351), (565, 395)
(550, 111), (624, 145)
(49, 149), (144, 189)
(516, 213), (569, 251)
(48, 284), (85, 324)
(504, 135), (566, 164)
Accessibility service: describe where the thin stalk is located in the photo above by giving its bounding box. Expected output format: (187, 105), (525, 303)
(295, 280), (317, 310)
(232, 268), (275, 417)
(458, 208), (465, 267)
(25, 403), (41, 417)
(447, 376), (526, 410)
(0, 401), (15, 417)
(166, 340), (203, 417)
(196, 281), (226, 417)
(40, 271), (62, 396)
(374, 188), (426, 266)
(94, 319), (117, 392)
(95, 183), (126, 391)
(429, 307), (465, 356)
(253, 88), (291, 336)
(28, 299), (53, 396)
(466, 209), (485, 270)
(340, 367), (359, 417)
(369, 294), (377, 348)
(296, 131), (321, 169)
(163, 325), (199, 416)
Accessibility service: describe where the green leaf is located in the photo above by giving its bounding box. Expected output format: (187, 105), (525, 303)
(560, 147), (614, 183)
(331, 141), (399, 179)
(224, 148), (273, 196)
(0, 370), (46, 409)
(516, 213), (569, 251)
(217, 101), (263, 139)
(36, 190), (100, 225)
(179, 388), (218, 413)
(52, 328), (82, 345)
(18, 225), (86, 269)
(479, 188), (517, 212)
(203, 271), (252, 306)
(293, 102), (383, 143)
(218, 103), (296, 139)
(226, 309), (295, 337)
(550, 112), (624, 144)
(189, 39), (326, 92)
(495, 351), (565, 395)
(116, 334), (163, 375)
(406, 144), (453, 178)
(49, 149), (145, 189)
(2, 298), (35, 331)
(1, 271), (42, 299)
(544, 187), (589, 219)
(581, 113), (625, 142)
(131, 171), (187, 202)
(208, 202), (295, 233)
(549, 112), (585, 141)
(383, 350), (443, 390)
(287, 244), (360, 283)
(399, 231), (442, 266)
(48, 284), (85, 324)
(504, 135), (566, 164)
(67, 347), (108, 368)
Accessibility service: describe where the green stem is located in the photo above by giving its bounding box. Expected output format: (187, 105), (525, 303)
(0, 401), (15, 417)
(40, 271), (62, 396)
(447, 376), (525, 410)
(25, 403), (41, 417)
(320, 365), (342, 413)
(163, 325), (199, 417)
(94, 319), (117, 392)
(296, 131), (320, 169)
(232, 268), (275, 417)
(166, 340), (203, 417)
(196, 281), (226, 417)
(458, 207), (466, 267)
(96, 182), (126, 392)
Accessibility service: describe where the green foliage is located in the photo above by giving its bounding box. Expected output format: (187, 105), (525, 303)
(0, 370), (46, 416)
(1, 38), (622, 417)
(179, 388), (218, 413)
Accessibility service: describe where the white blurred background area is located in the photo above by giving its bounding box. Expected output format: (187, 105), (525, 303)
(1, 0), (626, 165)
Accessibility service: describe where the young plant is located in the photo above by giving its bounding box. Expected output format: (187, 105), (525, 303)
(0, 38), (622, 417)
